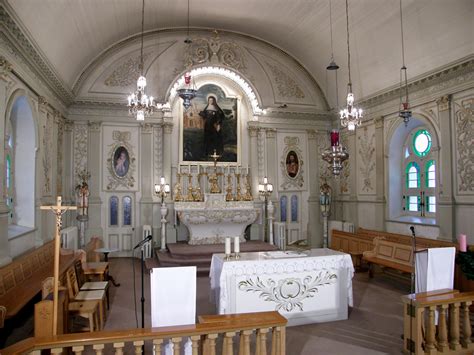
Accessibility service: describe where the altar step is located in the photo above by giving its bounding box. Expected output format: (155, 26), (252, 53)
(154, 241), (279, 273)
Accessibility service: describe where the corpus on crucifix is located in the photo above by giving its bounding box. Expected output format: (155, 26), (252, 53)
(40, 196), (76, 335)
(208, 149), (223, 193)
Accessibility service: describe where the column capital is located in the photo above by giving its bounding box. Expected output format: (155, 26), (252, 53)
(436, 95), (451, 112)
(265, 128), (277, 138)
(306, 129), (317, 140)
(163, 122), (174, 134)
(88, 121), (101, 132)
(374, 116), (384, 129)
(141, 123), (154, 134)
(0, 56), (12, 74)
(247, 125), (259, 137)
(64, 120), (74, 132)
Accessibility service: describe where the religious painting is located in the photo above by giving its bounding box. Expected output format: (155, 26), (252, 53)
(112, 146), (130, 178)
(285, 150), (299, 178)
(182, 83), (238, 162)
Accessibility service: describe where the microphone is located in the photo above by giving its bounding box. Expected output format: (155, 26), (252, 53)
(133, 235), (152, 249)
(410, 226), (415, 237)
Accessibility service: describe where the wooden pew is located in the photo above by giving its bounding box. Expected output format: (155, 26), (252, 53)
(0, 241), (77, 323)
(363, 237), (414, 277)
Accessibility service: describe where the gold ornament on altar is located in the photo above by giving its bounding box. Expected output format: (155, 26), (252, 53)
(173, 173), (184, 201)
(243, 173), (253, 201)
(208, 149), (223, 194)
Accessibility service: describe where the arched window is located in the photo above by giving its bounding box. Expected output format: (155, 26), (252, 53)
(402, 128), (437, 217)
(4, 119), (14, 224)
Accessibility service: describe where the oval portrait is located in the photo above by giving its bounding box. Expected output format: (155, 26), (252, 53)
(113, 146), (130, 178)
(285, 151), (299, 178)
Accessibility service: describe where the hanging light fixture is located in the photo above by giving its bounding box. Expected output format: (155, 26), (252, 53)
(322, 130), (349, 176)
(398, 0), (411, 126)
(127, 0), (154, 121)
(177, 0), (197, 110)
(340, 0), (362, 131)
(326, 0), (339, 110)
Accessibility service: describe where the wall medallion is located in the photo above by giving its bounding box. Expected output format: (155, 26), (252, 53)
(280, 137), (304, 190)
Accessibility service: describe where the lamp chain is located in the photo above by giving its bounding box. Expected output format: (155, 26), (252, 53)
(399, 0), (409, 102)
(140, 0), (145, 75)
(345, 0), (351, 87)
(329, 0), (334, 59)
(187, 0), (190, 39)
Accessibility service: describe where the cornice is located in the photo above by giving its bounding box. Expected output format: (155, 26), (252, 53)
(358, 55), (474, 111)
(0, 3), (74, 105)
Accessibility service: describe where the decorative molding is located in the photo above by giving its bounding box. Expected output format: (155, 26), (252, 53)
(56, 119), (64, 195)
(357, 127), (376, 192)
(141, 123), (153, 134)
(265, 61), (305, 99)
(238, 271), (337, 312)
(436, 95), (451, 112)
(104, 54), (150, 87)
(42, 113), (52, 195)
(374, 116), (384, 129)
(279, 136), (304, 190)
(163, 122), (173, 134)
(184, 31), (246, 72)
(0, 56), (12, 74)
(153, 125), (163, 182)
(265, 128), (276, 139)
(88, 121), (101, 132)
(247, 125), (259, 137)
(106, 130), (136, 190)
(454, 98), (474, 193)
(306, 129), (317, 140)
(73, 124), (88, 183)
(257, 130), (265, 178)
(64, 120), (74, 132)
(0, 5), (74, 104)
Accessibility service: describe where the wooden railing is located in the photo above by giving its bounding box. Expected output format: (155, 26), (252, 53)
(2, 311), (287, 354)
(402, 290), (474, 354)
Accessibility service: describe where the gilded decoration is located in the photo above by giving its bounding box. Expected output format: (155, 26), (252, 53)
(106, 131), (136, 190)
(455, 98), (474, 193)
(265, 61), (305, 99)
(184, 31), (246, 72)
(358, 126), (375, 192)
(280, 137), (304, 190)
(104, 54), (150, 87)
(238, 271), (337, 312)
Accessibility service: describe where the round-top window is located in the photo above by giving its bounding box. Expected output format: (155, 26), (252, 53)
(413, 129), (432, 157)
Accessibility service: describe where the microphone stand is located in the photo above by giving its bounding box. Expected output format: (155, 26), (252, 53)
(141, 246), (145, 330)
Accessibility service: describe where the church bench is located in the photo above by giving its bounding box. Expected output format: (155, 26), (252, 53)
(362, 237), (414, 277)
(0, 241), (77, 322)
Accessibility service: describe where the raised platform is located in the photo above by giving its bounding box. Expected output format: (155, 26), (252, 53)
(152, 241), (279, 273)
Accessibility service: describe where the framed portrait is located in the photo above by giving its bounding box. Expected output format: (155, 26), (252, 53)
(112, 146), (130, 178)
(182, 83), (238, 162)
(285, 150), (300, 178)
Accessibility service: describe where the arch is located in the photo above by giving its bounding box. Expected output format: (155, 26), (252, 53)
(6, 94), (37, 228)
(166, 66), (266, 117)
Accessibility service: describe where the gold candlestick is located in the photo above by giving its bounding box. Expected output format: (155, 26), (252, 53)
(193, 173), (203, 201)
(244, 174), (253, 201)
(225, 174), (234, 201)
(235, 173), (243, 201)
(186, 173), (194, 201)
(208, 150), (222, 194)
(173, 173), (184, 201)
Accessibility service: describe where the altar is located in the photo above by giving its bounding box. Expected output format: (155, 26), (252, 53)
(210, 248), (354, 326)
(175, 194), (259, 245)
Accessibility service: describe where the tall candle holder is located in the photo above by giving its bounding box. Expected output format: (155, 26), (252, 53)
(225, 174), (234, 201)
(243, 174), (253, 201)
(235, 173), (243, 201)
(208, 150), (223, 193)
(193, 173), (203, 201)
(173, 173), (184, 202)
(186, 172), (194, 201)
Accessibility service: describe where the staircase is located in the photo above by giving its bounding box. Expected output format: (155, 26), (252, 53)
(152, 241), (279, 273)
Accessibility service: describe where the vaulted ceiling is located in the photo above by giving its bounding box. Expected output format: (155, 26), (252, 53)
(4, 0), (473, 107)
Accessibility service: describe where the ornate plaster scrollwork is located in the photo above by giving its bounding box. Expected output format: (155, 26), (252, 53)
(265, 61), (305, 99)
(153, 125), (163, 182)
(455, 98), (474, 193)
(0, 56), (12, 74)
(280, 136), (304, 190)
(74, 124), (88, 181)
(238, 271), (337, 312)
(56, 119), (64, 195)
(184, 31), (246, 72)
(257, 129), (265, 178)
(106, 130), (136, 190)
(339, 134), (350, 194)
(358, 127), (375, 192)
(104, 54), (150, 87)
(42, 113), (52, 195)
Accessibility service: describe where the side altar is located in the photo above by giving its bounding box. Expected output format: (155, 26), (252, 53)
(175, 194), (259, 245)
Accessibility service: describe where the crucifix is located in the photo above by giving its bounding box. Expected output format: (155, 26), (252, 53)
(40, 196), (76, 335)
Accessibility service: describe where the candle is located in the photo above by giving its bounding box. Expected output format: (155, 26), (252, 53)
(225, 237), (231, 256)
(459, 234), (467, 252)
(330, 129), (340, 147)
(188, 164), (191, 174)
(234, 236), (240, 254)
(246, 165), (249, 175)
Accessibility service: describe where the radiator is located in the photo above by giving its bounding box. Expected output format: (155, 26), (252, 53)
(60, 226), (78, 250)
(274, 222), (287, 250)
(142, 225), (153, 258)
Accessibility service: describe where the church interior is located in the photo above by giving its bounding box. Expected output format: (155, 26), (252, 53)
(0, 0), (473, 353)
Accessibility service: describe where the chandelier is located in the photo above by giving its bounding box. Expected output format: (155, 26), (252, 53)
(177, 0), (197, 110)
(398, 0), (411, 126)
(322, 130), (349, 176)
(127, 0), (154, 121)
(340, 0), (362, 131)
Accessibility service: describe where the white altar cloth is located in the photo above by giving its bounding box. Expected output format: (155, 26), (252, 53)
(210, 248), (354, 326)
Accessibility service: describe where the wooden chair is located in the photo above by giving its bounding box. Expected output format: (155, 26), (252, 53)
(42, 277), (101, 333)
(65, 268), (107, 329)
(74, 259), (110, 309)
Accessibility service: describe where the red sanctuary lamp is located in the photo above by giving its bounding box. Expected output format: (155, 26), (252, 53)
(321, 129), (349, 176)
(177, 72), (197, 110)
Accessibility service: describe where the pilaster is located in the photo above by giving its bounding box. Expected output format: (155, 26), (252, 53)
(86, 121), (102, 240)
(374, 116), (385, 230)
(247, 124), (259, 197)
(306, 129), (323, 247)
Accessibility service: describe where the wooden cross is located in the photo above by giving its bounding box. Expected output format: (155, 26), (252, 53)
(40, 196), (76, 335)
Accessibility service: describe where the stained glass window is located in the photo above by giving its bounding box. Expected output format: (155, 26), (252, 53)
(406, 162), (420, 188)
(123, 196), (132, 226)
(426, 160), (436, 188)
(110, 196), (118, 226)
(291, 195), (298, 222)
(280, 196), (287, 222)
(413, 129), (432, 157)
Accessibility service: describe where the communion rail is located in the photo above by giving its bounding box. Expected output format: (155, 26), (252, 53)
(2, 311), (287, 355)
(402, 290), (474, 354)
